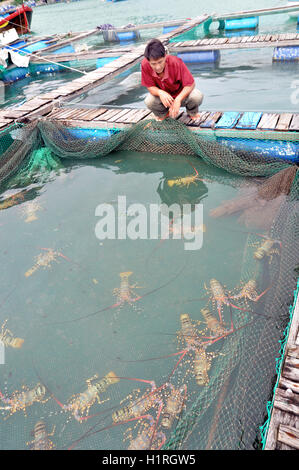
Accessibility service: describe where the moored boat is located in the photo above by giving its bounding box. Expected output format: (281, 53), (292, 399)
(0, 4), (33, 35)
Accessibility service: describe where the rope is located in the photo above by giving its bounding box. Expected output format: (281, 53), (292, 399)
(4, 43), (88, 75)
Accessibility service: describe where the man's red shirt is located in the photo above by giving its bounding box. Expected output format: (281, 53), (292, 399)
(141, 55), (194, 98)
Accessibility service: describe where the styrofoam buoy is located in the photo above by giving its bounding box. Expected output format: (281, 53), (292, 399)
(162, 25), (182, 34)
(178, 50), (220, 64)
(117, 31), (139, 41)
(225, 16), (259, 31)
(1, 67), (29, 83)
(96, 56), (120, 68)
(273, 46), (299, 61)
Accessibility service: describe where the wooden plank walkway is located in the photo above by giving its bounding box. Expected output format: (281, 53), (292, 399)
(213, 3), (299, 21)
(40, 107), (299, 136)
(264, 286), (299, 450)
(0, 15), (211, 129)
(170, 32), (299, 52)
(32, 18), (203, 55)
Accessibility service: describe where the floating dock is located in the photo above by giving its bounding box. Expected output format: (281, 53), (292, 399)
(170, 32), (299, 52)
(264, 286), (299, 450)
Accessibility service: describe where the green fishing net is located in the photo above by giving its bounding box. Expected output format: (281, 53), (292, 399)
(0, 117), (298, 450)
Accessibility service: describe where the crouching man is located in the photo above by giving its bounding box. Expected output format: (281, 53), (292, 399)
(141, 38), (204, 121)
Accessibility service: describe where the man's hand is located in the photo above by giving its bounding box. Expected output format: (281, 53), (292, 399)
(158, 90), (174, 108)
(169, 97), (181, 119)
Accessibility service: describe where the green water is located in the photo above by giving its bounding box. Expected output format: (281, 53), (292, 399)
(0, 145), (292, 450)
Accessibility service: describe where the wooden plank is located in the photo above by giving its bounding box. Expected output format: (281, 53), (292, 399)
(56, 108), (80, 120)
(178, 112), (192, 125)
(235, 111), (263, 129)
(276, 113), (293, 131)
(289, 114), (299, 131)
(59, 108), (88, 120)
(279, 376), (299, 395)
(278, 424), (299, 450)
(200, 111), (222, 128)
(257, 34), (267, 42)
(287, 345), (299, 359)
(257, 113), (280, 130)
(75, 108), (109, 121)
(111, 109), (133, 123)
(120, 109), (146, 123)
(214, 4), (299, 21)
(2, 109), (29, 119)
(274, 398), (299, 416)
(214, 111), (241, 129)
(94, 109), (121, 121)
(62, 108), (89, 120)
(18, 98), (50, 112)
(37, 90), (62, 100)
(127, 109), (152, 123)
(283, 367), (299, 385)
(182, 110), (208, 127)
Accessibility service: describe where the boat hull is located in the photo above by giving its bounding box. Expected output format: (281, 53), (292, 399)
(0, 5), (33, 35)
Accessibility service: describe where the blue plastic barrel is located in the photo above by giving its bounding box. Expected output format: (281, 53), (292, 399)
(273, 46), (299, 61)
(49, 44), (75, 54)
(2, 67), (29, 83)
(21, 40), (50, 53)
(217, 137), (299, 163)
(163, 25), (182, 34)
(96, 56), (120, 68)
(225, 16), (259, 30)
(178, 50), (220, 63)
(30, 63), (63, 74)
(117, 31), (138, 41)
(65, 127), (119, 140)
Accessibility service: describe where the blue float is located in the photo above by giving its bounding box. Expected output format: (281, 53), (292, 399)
(96, 56), (120, 68)
(65, 127), (120, 140)
(1, 67), (29, 83)
(48, 44), (75, 54)
(178, 50), (220, 64)
(273, 46), (299, 61)
(117, 31), (138, 41)
(216, 137), (299, 163)
(214, 112), (241, 129)
(163, 25), (182, 34)
(21, 40), (52, 54)
(225, 16), (259, 30)
(30, 63), (63, 74)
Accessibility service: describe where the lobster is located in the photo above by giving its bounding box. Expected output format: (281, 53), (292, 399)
(254, 237), (281, 262)
(0, 319), (24, 349)
(167, 162), (204, 188)
(230, 280), (270, 303)
(161, 384), (186, 429)
(127, 409), (166, 450)
(0, 383), (48, 417)
(25, 247), (71, 277)
(54, 372), (119, 422)
(28, 420), (55, 450)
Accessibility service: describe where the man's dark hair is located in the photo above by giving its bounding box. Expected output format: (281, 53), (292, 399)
(144, 39), (166, 61)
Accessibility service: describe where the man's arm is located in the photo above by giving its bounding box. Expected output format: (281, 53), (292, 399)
(169, 82), (195, 118)
(147, 86), (174, 108)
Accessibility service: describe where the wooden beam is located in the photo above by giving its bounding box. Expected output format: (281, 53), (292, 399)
(278, 424), (299, 449)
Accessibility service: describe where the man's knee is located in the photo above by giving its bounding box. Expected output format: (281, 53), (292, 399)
(189, 88), (204, 107)
(145, 93), (160, 110)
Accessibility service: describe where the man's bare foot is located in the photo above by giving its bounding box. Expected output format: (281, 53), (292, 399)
(188, 113), (201, 120)
(154, 112), (169, 121)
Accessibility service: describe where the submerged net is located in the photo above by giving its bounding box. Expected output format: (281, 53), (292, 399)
(0, 117), (298, 450)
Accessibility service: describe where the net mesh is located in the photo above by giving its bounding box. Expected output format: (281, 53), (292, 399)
(0, 117), (298, 450)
